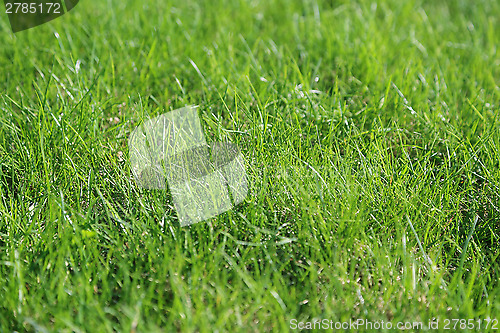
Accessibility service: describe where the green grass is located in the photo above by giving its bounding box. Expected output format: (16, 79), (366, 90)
(0, 0), (499, 331)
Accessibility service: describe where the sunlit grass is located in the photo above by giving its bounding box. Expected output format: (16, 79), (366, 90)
(0, 0), (499, 331)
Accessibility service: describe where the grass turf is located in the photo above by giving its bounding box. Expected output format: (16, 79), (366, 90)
(0, 0), (499, 331)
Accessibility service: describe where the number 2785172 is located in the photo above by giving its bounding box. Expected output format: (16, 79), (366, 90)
(5, 2), (62, 14)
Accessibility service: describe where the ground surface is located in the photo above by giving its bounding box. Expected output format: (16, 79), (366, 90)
(0, 0), (499, 331)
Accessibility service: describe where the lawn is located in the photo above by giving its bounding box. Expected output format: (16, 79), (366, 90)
(0, 0), (499, 331)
